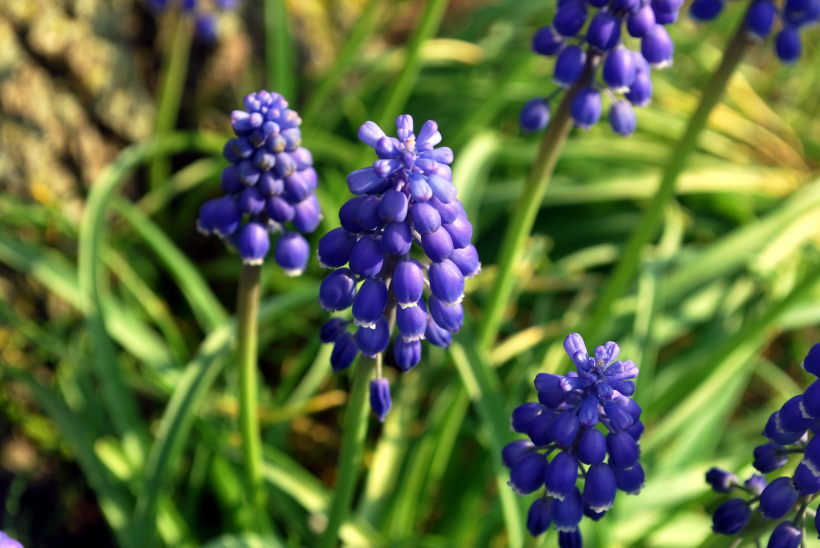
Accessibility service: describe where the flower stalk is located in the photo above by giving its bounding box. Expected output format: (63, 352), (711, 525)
(316, 355), (376, 548)
(585, 12), (754, 340)
(478, 53), (602, 349)
(235, 263), (266, 523)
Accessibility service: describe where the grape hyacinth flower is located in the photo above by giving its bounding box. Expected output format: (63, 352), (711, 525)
(317, 115), (481, 421)
(0, 532), (23, 548)
(706, 342), (820, 545)
(503, 333), (644, 540)
(689, 0), (819, 63)
(197, 90), (320, 275)
(146, 0), (239, 42)
(523, 0), (680, 134)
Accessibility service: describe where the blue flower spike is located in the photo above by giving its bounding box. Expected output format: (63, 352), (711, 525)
(317, 116), (481, 421)
(503, 333), (643, 540)
(521, 0), (683, 134)
(706, 341), (820, 541)
(148, 0), (239, 42)
(198, 91), (319, 275)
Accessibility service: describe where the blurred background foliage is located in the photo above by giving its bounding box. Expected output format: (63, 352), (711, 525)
(1, 0), (820, 546)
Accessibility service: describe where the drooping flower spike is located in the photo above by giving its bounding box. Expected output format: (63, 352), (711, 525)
(705, 342), (820, 545)
(317, 116), (481, 421)
(197, 90), (320, 275)
(503, 333), (644, 541)
(690, 0), (819, 63)
(146, 0), (239, 42)
(522, 0), (680, 135)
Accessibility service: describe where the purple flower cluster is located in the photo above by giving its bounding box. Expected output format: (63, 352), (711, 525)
(318, 116), (480, 421)
(147, 0), (239, 42)
(690, 0), (818, 63)
(707, 343), (820, 546)
(197, 91), (319, 274)
(503, 334), (644, 542)
(521, 0), (679, 136)
(0, 532), (23, 548)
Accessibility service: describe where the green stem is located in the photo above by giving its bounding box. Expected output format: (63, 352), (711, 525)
(584, 15), (754, 341)
(236, 264), (266, 525)
(316, 355), (376, 548)
(149, 14), (194, 191)
(477, 53), (602, 349)
(265, 0), (295, 100)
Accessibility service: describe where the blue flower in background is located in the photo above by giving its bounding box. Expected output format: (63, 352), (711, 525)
(706, 343), (820, 545)
(503, 333), (644, 540)
(317, 115), (481, 421)
(690, 0), (819, 63)
(0, 532), (23, 548)
(523, 0), (680, 134)
(197, 90), (319, 274)
(146, 0), (239, 42)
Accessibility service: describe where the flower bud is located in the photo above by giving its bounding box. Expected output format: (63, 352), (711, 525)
(293, 194), (322, 234)
(429, 297), (464, 333)
(606, 431), (639, 469)
(553, 1), (588, 36)
(320, 318), (348, 343)
(570, 87), (602, 130)
(411, 202), (442, 234)
(429, 259), (465, 304)
(527, 498), (552, 536)
(318, 268), (358, 311)
(550, 411), (581, 448)
(641, 25), (674, 68)
(370, 378), (392, 422)
(759, 477), (799, 520)
(503, 440), (536, 468)
(396, 297), (428, 341)
(532, 25), (565, 56)
(422, 227), (454, 263)
(578, 428), (606, 465)
(237, 222), (270, 265)
(558, 530), (582, 548)
(274, 231), (309, 276)
(584, 463), (617, 512)
(382, 221), (413, 255)
(527, 412), (556, 446)
(628, 5), (656, 37)
(331, 333), (358, 372)
(551, 487), (583, 532)
(512, 402), (547, 433)
(545, 451), (579, 501)
(612, 461), (645, 494)
(705, 468), (738, 493)
(317, 228), (356, 268)
(520, 98), (551, 133)
(554, 45), (587, 87)
(587, 12), (621, 51)
(768, 522), (802, 548)
(610, 101), (638, 136)
(508, 453), (548, 495)
(356, 316), (390, 358)
(352, 278), (388, 329)
(393, 337), (422, 372)
(425, 318), (452, 348)
(712, 498), (751, 535)
(378, 189), (409, 222)
(443, 216), (473, 249)
(349, 236), (385, 278)
(792, 463), (820, 495)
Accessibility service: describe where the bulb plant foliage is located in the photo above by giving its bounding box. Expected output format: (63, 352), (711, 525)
(521, 0), (679, 136)
(503, 334), (644, 544)
(197, 90), (319, 274)
(706, 343), (820, 547)
(317, 115), (481, 421)
(690, 0), (819, 62)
